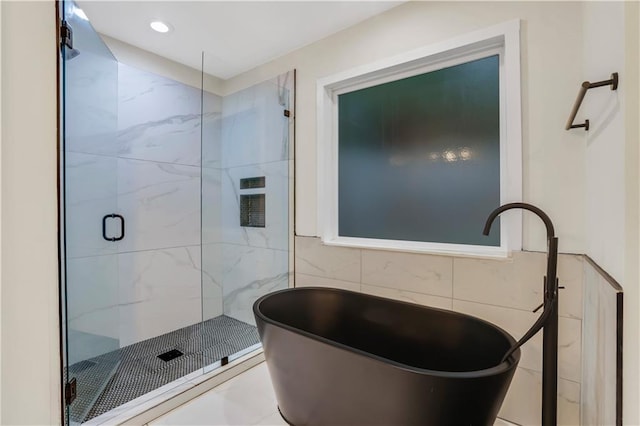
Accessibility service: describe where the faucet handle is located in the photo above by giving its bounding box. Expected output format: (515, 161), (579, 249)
(533, 286), (565, 312)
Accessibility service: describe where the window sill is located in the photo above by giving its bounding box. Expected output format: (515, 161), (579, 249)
(321, 236), (510, 260)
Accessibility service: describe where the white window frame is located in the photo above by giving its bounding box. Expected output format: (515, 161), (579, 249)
(316, 20), (522, 258)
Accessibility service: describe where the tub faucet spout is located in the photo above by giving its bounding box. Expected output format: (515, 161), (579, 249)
(483, 202), (559, 426)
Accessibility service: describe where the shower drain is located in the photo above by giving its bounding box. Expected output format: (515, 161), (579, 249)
(157, 349), (184, 362)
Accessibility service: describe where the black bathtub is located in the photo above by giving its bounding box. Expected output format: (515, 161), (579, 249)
(253, 287), (520, 426)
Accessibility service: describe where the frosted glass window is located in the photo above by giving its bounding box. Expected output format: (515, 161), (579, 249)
(338, 55), (500, 246)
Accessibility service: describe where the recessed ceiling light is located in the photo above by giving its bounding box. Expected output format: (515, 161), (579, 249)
(150, 21), (172, 33)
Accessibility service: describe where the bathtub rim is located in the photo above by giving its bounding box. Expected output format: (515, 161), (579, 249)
(253, 286), (520, 379)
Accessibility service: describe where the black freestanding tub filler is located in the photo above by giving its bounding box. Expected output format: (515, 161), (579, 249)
(253, 287), (520, 426)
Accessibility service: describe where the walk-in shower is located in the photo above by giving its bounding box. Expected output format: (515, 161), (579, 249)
(58, 1), (294, 423)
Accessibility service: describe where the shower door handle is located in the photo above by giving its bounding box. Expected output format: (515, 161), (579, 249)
(102, 214), (125, 242)
(113, 214), (125, 241)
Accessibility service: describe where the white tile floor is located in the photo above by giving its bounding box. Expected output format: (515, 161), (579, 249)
(150, 362), (518, 426)
(150, 363), (284, 426)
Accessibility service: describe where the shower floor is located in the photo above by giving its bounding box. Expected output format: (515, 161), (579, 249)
(68, 315), (260, 423)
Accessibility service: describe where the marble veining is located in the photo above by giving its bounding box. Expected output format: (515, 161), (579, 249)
(294, 237), (361, 282)
(361, 283), (452, 310)
(118, 246), (204, 346)
(116, 113), (202, 166)
(453, 252), (584, 319)
(224, 272), (289, 326)
(117, 158), (200, 253)
(220, 244), (289, 325)
(118, 64), (201, 126)
(361, 249), (453, 297)
(117, 63), (220, 167)
(499, 366), (580, 426)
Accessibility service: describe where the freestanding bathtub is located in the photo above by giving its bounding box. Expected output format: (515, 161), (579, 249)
(253, 287), (520, 426)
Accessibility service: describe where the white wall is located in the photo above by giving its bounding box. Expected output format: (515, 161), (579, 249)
(633, 5), (640, 426)
(623, 5), (640, 424)
(583, 2), (627, 285)
(582, 2), (640, 424)
(0, 1), (60, 424)
(0, 1), (3, 421)
(225, 1), (586, 255)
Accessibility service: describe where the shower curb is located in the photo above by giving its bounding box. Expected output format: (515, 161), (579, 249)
(82, 350), (265, 426)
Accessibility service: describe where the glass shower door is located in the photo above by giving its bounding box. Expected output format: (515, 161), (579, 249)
(60, 1), (121, 423)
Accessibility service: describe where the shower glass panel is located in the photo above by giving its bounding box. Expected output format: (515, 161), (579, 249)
(201, 52), (294, 373)
(61, 3), (208, 422)
(61, 1), (121, 423)
(60, 9), (294, 423)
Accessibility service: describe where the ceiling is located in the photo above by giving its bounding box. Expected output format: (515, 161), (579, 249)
(77, 1), (403, 80)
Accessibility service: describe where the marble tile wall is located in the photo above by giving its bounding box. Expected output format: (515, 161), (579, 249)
(200, 97), (223, 322)
(66, 254), (120, 361)
(118, 246), (204, 346)
(115, 64), (224, 343)
(202, 72), (294, 327)
(117, 64), (218, 167)
(220, 244), (290, 325)
(64, 48), (118, 158)
(219, 76), (292, 169)
(294, 235), (584, 425)
(581, 258), (622, 426)
(67, 65), (294, 351)
(117, 159), (201, 251)
(65, 152), (119, 259)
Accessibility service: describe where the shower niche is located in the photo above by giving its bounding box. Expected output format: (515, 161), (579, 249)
(59, 1), (294, 423)
(239, 176), (267, 228)
(240, 194), (266, 228)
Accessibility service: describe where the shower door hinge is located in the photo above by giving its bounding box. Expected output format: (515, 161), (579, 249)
(60, 21), (73, 49)
(65, 377), (77, 405)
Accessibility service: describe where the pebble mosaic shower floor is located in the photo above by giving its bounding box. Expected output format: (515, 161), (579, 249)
(67, 315), (260, 423)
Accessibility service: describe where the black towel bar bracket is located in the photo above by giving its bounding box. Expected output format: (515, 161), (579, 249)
(565, 72), (618, 131)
